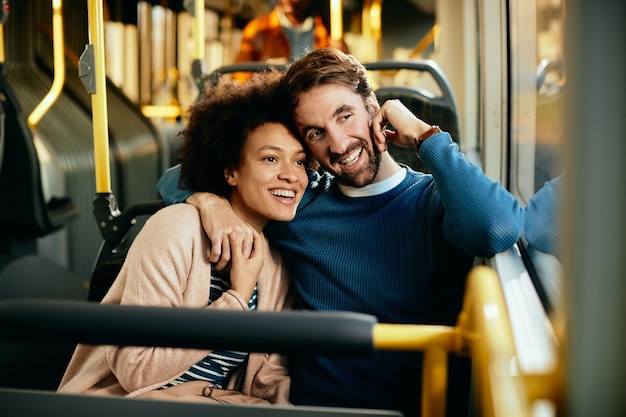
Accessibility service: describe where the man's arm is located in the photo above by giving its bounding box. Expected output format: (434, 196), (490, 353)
(372, 99), (523, 256)
(156, 165), (194, 205)
(523, 175), (562, 256)
(157, 165), (254, 269)
(420, 134), (523, 256)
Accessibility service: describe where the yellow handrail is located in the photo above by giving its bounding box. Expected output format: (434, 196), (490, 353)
(374, 323), (459, 417)
(86, 0), (111, 194)
(27, 0), (65, 129)
(371, 265), (560, 417)
(411, 24), (440, 58)
(458, 265), (529, 417)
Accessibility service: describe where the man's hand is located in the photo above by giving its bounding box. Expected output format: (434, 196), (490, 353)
(371, 99), (431, 152)
(228, 229), (265, 303)
(186, 192), (254, 271)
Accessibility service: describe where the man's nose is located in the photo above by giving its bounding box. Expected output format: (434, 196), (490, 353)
(327, 128), (349, 155)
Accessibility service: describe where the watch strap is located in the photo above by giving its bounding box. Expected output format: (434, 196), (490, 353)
(414, 125), (441, 156)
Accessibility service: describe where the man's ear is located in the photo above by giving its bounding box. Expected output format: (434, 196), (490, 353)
(224, 167), (237, 186)
(367, 92), (381, 115)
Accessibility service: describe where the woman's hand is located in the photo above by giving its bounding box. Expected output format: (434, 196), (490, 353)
(228, 229), (265, 302)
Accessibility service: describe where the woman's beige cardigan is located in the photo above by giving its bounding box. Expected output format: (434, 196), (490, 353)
(58, 204), (294, 404)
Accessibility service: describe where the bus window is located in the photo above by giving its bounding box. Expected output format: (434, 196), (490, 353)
(510, 0), (566, 203)
(509, 0), (566, 328)
(534, 0), (565, 191)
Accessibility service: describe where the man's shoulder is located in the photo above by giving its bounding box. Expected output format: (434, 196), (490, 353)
(307, 169), (334, 190)
(293, 170), (334, 209)
(401, 165), (433, 187)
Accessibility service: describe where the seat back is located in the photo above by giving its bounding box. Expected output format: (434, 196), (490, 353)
(88, 198), (164, 302)
(0, 66), (78, 249)
(0, 66), (86, 392)
(87, 63), (287, 302)
(0, 69), (4, 174)
(365, 60), (461, 173)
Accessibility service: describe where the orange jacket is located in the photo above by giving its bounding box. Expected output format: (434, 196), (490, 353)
(235, 6), (331, 63)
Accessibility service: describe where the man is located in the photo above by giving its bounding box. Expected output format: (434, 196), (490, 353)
(235, 0), (348, 64)
(158, 48), (523, 417)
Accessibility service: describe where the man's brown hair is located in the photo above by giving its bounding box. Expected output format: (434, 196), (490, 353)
(284, 47), (377, 113)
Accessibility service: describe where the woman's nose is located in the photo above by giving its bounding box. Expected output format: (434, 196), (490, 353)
(278, 163), (299, 182)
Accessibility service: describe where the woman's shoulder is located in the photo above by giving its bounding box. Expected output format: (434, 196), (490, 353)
(141, 204), (204, 239)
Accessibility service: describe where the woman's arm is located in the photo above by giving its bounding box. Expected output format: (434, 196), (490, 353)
(105, 206), (250, 394)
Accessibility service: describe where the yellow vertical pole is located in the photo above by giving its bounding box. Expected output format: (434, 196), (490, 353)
(422, 347), (448, 417)
(361, 0), (382, 61)
(87, 0), (111, 193)
(372, 324), (456, 417)
(369, 0), (382, 61)
(0, 25), (4, 64)
(194, 0), (204, 61)
(330, 0), (343, 40)
(361, 0), (371, 60)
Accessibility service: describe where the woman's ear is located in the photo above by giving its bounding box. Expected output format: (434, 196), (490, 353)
(224, 167), (237, 186)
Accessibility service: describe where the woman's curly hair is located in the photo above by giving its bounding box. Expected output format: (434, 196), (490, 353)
(177, 70), (300, 198)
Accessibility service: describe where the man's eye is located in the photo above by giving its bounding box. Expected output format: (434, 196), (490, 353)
(307, 129), (323, 141)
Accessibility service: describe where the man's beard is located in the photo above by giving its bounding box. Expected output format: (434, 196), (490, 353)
(333, 145), (382, 188)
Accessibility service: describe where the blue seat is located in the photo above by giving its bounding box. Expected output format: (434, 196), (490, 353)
(0, 63), (86, 391)
(365, 60), (461, 173)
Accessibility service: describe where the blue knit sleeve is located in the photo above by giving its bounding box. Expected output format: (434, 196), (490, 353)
(157, 164), (194, 205)
(419, 132), (523, 256)
(523, 175), (562, 256)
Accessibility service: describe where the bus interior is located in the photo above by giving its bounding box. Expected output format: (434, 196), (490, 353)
(1, 0), (625, 416)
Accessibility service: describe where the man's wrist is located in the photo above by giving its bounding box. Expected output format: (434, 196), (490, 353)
(186, 192), (228, 210)
(414, 125), (441, 156)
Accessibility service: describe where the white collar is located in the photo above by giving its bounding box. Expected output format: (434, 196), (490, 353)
(338, 166), (407, 197)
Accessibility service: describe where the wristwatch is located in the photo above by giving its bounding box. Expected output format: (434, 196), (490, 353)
(414, 125), (441, 156)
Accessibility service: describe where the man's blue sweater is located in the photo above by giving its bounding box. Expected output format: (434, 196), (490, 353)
(157, 132), (523, 417)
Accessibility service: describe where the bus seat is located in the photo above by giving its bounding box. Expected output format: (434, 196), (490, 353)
(0, 74), (79, 244)
(0, 74), (4, 173)
(365, 60), (461, 173)
(88, 198), (165, 302)
(1, 383), (402, 417)
(0, 69), (87, 392)
(375, 85), (461, 173)
(86, 63), (288, 302)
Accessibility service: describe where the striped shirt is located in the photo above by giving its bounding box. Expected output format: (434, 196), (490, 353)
(162, 269), (258, 389)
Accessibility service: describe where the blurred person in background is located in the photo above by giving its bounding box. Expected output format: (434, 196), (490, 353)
(235, 0), (349, 64)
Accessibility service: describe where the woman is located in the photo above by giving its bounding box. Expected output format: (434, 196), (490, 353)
(57, 71), (308, 405)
